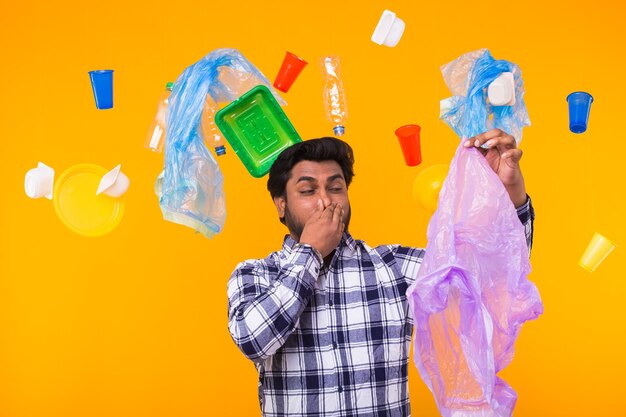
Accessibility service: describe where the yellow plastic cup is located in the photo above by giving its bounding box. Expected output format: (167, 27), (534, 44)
(579, 232), (616, 273)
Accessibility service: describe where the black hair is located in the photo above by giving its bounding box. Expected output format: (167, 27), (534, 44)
(267, 137), (355, 200)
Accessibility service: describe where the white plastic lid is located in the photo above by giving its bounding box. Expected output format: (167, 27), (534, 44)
(488, 72), (516, 106)
(371, 10), (405, 47)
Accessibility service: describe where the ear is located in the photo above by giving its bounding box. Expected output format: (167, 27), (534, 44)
(273, 196), (286, 219)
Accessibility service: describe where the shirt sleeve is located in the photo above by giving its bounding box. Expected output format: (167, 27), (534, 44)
(393, 245), (426, 288)
(227, 245), (322, 362)
(516, 195), (535, 254)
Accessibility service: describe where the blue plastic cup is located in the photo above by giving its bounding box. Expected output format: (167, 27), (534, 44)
(567, 92), (593, 134)
(88, 70), (114, 110)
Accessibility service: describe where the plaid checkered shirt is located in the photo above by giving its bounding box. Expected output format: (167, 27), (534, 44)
(227, 197), (535, 416)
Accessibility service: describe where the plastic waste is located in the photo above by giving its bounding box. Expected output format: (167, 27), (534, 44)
(488, 72), (515, 106)
(214, 65), (285, 105)
(145, 82), (174, 153)
(371, 10), (405, 47)
(215, 85), (302, 178)
(273, 51), (308, 93)
(156, 48), (284, 238)
(407, 144), (543, 417)
(407, 49), (543, 417)
(201, 94), (227, 156)
(412, 164), (448, 212)
(88, 70), (114, 110)
(395, 124), (422, 166)
(96, 164), (130, 197)
(25, 162), (55, 199)
(579, 232), (615, 273)
(439, 49), (530, 144)
(321, 56), (348, 136)
(54, 163), (125, 237)
(567, 91), (593, 134)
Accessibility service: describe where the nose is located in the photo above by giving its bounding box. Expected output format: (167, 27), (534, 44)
(319, 189), (332, 208)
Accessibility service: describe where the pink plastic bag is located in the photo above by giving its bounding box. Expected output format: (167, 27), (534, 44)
(406, 143), (543, 417)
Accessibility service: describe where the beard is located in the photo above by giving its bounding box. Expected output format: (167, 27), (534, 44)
(284, 204), (351, 241)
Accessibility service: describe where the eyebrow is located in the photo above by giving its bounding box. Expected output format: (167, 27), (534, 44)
(295, 174), (345, 184)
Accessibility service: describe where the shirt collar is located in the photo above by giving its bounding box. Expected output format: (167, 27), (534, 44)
(282, 231), (358, 256)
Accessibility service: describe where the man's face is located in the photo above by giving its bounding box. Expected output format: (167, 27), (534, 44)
(274, 160), (351, 241)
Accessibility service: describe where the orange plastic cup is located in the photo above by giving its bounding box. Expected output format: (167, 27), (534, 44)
(273, 52), (308, 93)
(395, 124), (422, 166)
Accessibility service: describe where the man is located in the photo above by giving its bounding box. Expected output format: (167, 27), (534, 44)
(227, 130), (534, 416)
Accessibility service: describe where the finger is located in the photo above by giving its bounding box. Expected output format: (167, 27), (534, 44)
(340, 207), (346, 230)
(332, 203), (342, 224)
(465, 129), (503, 148)
(314, 199), (324, 218)
(322, 202), (336, 219)
(476, 133), (517, 154)
(339, 206), (345, 228)
(490, 135), (517, 155)
(501, 149), (523, 164)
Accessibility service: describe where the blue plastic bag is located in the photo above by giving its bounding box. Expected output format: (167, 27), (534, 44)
(155, 48), (284, 238)
(439, 48), (530, 143)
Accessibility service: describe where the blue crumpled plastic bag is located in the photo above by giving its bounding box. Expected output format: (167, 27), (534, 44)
(406, 49), (543, 417)
(439, 48), (530, 143)
(155, 48), (284, 238)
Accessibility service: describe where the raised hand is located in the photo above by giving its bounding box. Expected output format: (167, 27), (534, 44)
(464, 128), (527, 207)
(299, 200), (345, 258)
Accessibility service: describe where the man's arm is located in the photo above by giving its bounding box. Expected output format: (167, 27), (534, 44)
(227, 245), (322, 362)
(463, 129), (534, 253)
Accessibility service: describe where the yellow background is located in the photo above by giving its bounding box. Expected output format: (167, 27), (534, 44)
(1, 0), (624, 415)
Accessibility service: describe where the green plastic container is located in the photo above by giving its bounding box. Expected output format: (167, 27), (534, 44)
(215, 85), (302, 178)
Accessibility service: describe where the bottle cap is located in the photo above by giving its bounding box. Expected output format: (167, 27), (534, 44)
(215, 146), (226, 156)
(166, 82), (174, 90)
(333, 126), (345, 136)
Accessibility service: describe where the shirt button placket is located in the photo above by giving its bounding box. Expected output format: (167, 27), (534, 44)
(328, 295), (334, 357)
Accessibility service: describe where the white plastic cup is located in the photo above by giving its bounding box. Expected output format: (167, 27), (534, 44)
(25, 162), (55, 199)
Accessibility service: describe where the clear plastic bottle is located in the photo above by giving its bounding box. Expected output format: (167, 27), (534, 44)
(144, 82), (174, 153)
(201, 94), (226, 156)
(321, 56), (348, 136)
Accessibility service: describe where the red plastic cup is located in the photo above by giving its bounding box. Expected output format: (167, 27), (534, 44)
(273, 52), (308, 93)
(395, 124), (422, 166)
